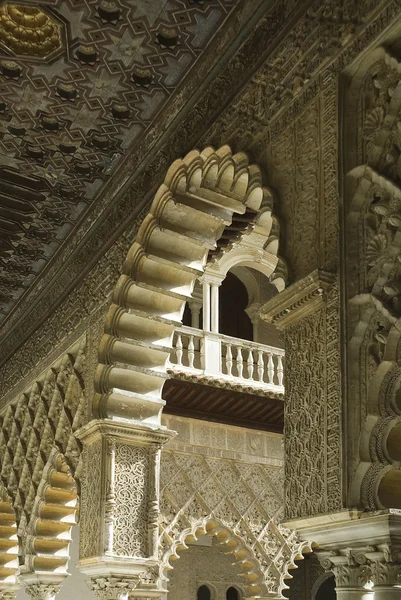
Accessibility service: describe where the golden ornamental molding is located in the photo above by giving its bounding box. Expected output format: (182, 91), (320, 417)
(259, 269), (336, 330)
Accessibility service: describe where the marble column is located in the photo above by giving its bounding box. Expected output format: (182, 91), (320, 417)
(189, 299), (201, 330)
(210, 282), (219, 333)
(202, 279), (211, 331)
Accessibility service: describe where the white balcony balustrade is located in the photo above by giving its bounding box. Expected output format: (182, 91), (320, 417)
(168, 325), (284, 395)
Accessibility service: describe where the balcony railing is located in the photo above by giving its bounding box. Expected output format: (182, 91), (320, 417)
(168, 325), (284, 395)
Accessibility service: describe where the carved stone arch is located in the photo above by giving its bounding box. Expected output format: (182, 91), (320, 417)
(94, 145), (285, 422)
(230, 267), (261, 308)
(18, 449), (78, 586)
(0, 483), (19, 595)
(159, 518), (313, 599)
(160, 518), (270, 598)
(344, 41), (401, 509)
(345, 168), (401, 509)
(311, 571), (335, 600)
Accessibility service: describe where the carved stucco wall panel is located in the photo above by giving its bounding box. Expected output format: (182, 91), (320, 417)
(79, 438), (103, 560)
(343, 33), (401, 508)
(158, 416), (309, 598)
(267, 100), (320, 281)
(0, 340), (86, 520)
(113, 444), (149, 558)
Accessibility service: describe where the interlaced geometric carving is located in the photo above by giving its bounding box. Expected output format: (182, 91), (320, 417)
(159, 450), (309, 597)
(79, 438), (102, 560)
(113, 444), (149, 558)
(0, 338), (85, 561)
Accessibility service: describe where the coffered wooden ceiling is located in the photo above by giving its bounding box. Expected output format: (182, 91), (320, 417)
(0, 0), (240, 329)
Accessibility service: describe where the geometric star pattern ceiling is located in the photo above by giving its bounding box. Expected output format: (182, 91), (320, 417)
(0, 0), (236, 324)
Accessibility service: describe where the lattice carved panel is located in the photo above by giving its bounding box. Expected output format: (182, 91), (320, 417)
(159, 449), (303, 596)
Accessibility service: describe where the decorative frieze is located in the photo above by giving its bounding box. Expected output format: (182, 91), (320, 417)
(260, 269), (335, 330)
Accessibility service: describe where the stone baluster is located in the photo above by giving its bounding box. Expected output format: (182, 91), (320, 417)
(277, 354), (283, 386)
(226, 343), (233, 376)
(257, 350), (264, 382)
(176, 333), (183, 366)
(247, 349), (254, 380)
(188, 334), (195, 368)
(267, 352), (274, 384)
(236, 346), (243, 378)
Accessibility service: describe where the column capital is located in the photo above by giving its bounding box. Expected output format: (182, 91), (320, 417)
(90, 576), (139, 600)
(199, 273), (223, 286)
(24, 584), (61, 600)
(317, 549), (373, 587)
(0, 587), (21, 600)
(369, 556), (401, 587)
(259, 269), (335, 330)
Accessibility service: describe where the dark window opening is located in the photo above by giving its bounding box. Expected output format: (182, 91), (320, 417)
(219, 272), (253, 341)
(316, 575), (336, 600)
(226, 587), (240, 600)
(197, 585), (211, 600)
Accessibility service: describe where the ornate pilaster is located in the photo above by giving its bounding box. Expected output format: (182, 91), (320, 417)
(260, 269), (341, 518)
(76, 419), (175, 595)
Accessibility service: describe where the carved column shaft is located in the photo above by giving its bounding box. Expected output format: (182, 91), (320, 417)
(260, 269), (341, 518)
(76, 420), (174, 589)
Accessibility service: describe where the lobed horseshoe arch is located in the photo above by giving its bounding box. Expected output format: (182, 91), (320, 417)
(94, 146), (286, 422)
(159, 518), (313, 599)
(160, 519), (269, 598)
(18, 450), (78, 586)
(0, 484), (19, 596)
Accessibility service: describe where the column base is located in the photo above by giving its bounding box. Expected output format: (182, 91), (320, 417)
(335, 589), (373, 600)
